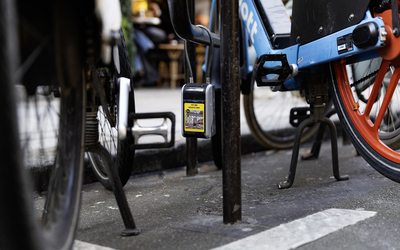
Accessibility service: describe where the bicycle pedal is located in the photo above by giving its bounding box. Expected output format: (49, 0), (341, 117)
(128, 112), (175, 150)
(254, 54), (297, 87)
(290, 107), (311, 127)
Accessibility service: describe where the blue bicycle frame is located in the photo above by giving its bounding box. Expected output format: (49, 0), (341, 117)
(238, 0), (385, 90)
(168, 0), (387, 91)
(238, 0), (386, 90)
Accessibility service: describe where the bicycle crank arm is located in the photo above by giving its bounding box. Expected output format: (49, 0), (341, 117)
(128, 112), (175, 150)
(118, 77), (131, 140)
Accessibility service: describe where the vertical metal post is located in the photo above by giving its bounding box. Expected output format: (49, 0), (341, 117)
(185, 0), (199, 176)
(220, 0), (241, 223)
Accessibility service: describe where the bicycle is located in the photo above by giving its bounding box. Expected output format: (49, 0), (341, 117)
(242, 0), (328, 150)
(169, 0), (400, 184)
(0, 0), (143, 249)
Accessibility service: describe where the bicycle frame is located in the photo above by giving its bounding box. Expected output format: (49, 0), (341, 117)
(239, 0), (385, 90)
(168, 0), (387, 91)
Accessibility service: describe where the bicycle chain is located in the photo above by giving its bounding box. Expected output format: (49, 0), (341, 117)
(375, 0), (391, 13)
(350, 69), (379, 88)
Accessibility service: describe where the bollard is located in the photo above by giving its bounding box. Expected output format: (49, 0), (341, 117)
(220, 0), (241, 224)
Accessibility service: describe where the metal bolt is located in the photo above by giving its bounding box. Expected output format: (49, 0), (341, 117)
(349, 13), (355, 21)
(296, 36), (301, 43)
(393, 28), (399, 37)
(318, 26), (323, 34)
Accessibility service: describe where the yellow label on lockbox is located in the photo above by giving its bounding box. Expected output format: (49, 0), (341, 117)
(184, 103), (205, 132)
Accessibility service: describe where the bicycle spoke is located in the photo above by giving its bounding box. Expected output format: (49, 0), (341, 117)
(44, 95), (60, 140)
(364, 60), (390, 116)
(15, 37), (50, 80)
(373, 67), (400, 132)
(98, 106), (118, 155)
(34, 94), (46, 159)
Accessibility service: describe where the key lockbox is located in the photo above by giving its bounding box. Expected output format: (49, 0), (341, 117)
(182, 83), (215, 139)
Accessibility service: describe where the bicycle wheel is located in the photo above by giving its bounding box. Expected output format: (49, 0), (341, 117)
(243, 75), (323, 149)
(0, 1), (39, 248)
(329, 57), (400, 183)
(88, 29), (135, 190)
(0, 1), (85, 249)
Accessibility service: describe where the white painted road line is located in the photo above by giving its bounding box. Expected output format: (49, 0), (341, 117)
(212, 208), (377, 250)
(73, 240), (118, 250)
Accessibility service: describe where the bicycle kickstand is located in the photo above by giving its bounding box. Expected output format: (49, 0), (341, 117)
(87, 144), (141, 236)
(301, 108), (337, 160)
(277, 104), (349, 189)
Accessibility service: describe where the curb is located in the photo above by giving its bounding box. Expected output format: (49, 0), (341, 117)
(30, 122), (344, 192)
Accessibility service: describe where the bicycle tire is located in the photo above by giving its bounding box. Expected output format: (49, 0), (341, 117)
(243, 74), (322, 149)
(89, 29), (136, 190)
(0, 1), (41, 248)
(0, 1), (85, 249)
(329, 59), (400, 183)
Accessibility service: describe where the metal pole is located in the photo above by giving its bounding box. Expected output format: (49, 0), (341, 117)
(185, 0), (198, 176)
(220, 0), (241, 223)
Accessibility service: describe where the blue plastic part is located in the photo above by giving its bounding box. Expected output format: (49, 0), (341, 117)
(297, 10), (385, 69)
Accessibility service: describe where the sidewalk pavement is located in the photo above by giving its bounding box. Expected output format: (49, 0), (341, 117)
(67, 140), (400, 250)
(34, 87), (400, 250)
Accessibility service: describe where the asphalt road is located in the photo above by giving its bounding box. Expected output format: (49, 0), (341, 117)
(34, 141), (400, 249)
